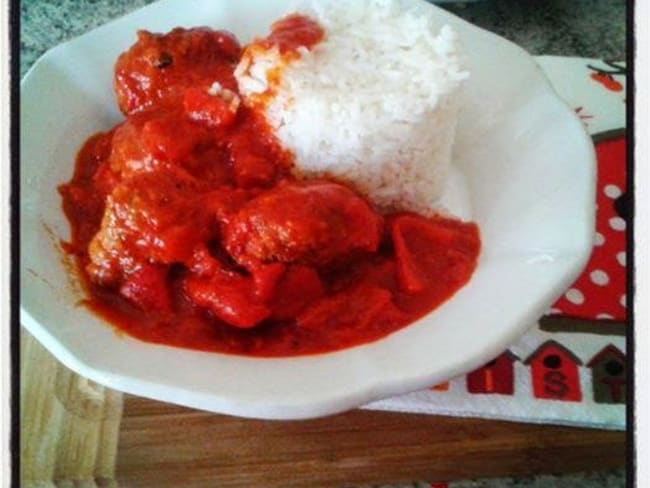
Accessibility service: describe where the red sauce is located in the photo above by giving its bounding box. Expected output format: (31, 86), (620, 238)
(58, 18), (480, 357)
(239, 14), (325, 111)
(263, 14), (325, 53)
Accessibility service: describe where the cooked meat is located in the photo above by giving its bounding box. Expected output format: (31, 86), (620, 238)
(224, 180), (383, 268)
(114, 27), (241, 114)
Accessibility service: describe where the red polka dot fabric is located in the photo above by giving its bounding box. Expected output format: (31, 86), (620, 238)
(551, 134), (627, 321)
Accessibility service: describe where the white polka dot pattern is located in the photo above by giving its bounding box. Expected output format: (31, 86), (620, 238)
(551, 129), (626, 322)
(565, 288), (584, 305)
(604, 184), (622, 199)
(609, 217), (626, 231)
(590, 269), (609, 286)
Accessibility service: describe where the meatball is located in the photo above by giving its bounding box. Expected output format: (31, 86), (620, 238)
(114, 27), (241, 114)
(224, 180), (383, 268)
(108, 109), (231, 184)
(86, 165), (253, 287)
(86, 168), (210, 285)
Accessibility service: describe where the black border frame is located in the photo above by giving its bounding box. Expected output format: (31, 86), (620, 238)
(625, 1), (635, 487)
(10, 0), (20, 485)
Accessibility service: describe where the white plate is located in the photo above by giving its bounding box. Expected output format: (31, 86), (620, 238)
(20, 0), (595, 419)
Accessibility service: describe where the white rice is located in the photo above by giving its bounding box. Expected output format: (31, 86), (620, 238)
(235, 0), (468, 214)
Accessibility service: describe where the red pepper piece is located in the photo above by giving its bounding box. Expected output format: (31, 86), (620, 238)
(297, 284), (393, 331)
(184, 273), (270, 328)
(390, 221), (425, 294)
(389, 213), (480, 294)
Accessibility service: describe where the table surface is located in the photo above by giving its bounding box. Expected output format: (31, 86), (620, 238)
(20, 331), (626, 487)
(20, 1), (628, 487)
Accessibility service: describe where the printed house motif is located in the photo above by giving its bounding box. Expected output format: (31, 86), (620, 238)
(466, 350), (518, 395)
(587, 344), (626, 404)
(524, 340), (582, 402)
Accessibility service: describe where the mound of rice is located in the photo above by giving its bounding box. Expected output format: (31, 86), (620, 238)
(235, 0), (468, 214)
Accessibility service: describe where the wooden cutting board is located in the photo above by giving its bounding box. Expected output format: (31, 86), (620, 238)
(20, 329), (626, 488)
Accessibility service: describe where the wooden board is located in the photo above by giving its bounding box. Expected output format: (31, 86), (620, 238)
(20, 330), (626, 487)
(20, 331), (122, 488)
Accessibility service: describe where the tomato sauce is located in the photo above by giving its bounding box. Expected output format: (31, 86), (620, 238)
(263, 14), (325, 53)
(58, 17), (480, 357)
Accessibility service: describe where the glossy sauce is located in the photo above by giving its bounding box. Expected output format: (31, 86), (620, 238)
(263, 14), (325, 53)
(59, 16), (480, 357)
(237, 15), (325, 111)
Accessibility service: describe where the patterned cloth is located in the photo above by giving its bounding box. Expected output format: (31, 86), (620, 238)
(365, 56), (627, 431)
